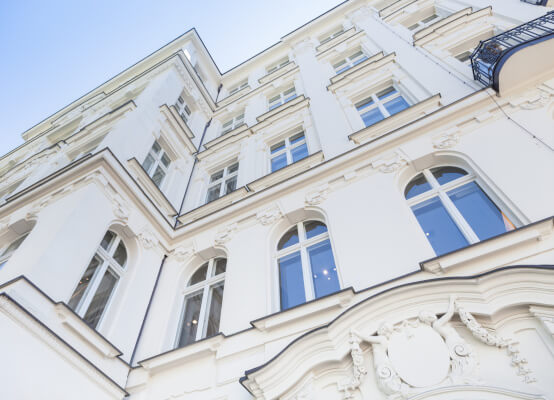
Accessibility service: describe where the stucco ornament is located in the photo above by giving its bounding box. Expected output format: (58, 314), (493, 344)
(137, 230), (159, 250)
(433, 129), (460, 149)
(371, 152), (408, 173)
(256, 207), (283, 226)
(457, 302), (536, 383)
(214, 223), (238, 245)
(305, 185), (330, 206)
(169, 246), (195, 263)
(338, 332), (368, 399)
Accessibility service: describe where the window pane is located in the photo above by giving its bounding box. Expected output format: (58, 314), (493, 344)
(178, 291), (203, 347)
(83, 269), (118, 328)
(112, 242), (127, 267)
(356, 97), (374, 111)
(224, 176), (237, 195)
(269, 95), (281, 103)
(431, 166), (468, 186)
(422, 14), (438, 24)
(214, 258), (227, 275)
(283, 87), (295, 96)
(360, 107), (385, 127)
(228, 163), (239, 174)
(142, 154), (155, 174)
(405, 173), (432, 199)
(277, 227), (299, 250)
(100, 231), (115, 250)
(408, 23), (420, 31)
(152, 167), (166, 188)
(279, 252), (306, 310)
(291, 143), (308, 163)
(205, 283), (224, 338)
(270, 141), (286, 154)
(384, 96), (409, 116)
(308, 239), (340, 299)
(206, 185), (221, 203)
(161, 153), (171, 168)
(189, 264), (208, 285)
(352, 54), (368, 66)
(210, 170), (223, 182)
(68, 255), (102, 310)
(377, 87), (397, 100)
(151, 141), (161, 154)
(333, 59), (347, 69)
(1, 234), (28, 258)
(271, 153), (288, 172)
(304, 221), (327, 239)
(412, 196), (469, 256)
(289, 132), (305, 145)
(448, 182), (515, 241)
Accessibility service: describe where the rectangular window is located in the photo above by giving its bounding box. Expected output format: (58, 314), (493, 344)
(332, 50), (369, 74)
(355, 87), (409, 127)
(175, 95), (192, 123)
(228, 80), (248, 96)
(221, 112), (245, 135)
(270, 131), (308, 172)
(319, 27), (345, 45)
(455, 50), (473, 64)
(142, 141), (171, 188)
(268, 86), (297, 111)
(266, 57), (290, 75)
(205, 162), (239, 203)
(407, 13), (442, 31)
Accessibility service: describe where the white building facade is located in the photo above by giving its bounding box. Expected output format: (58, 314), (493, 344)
(1, 1), (554, 399)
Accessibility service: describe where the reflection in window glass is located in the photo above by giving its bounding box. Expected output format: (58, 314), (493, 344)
(83, 269), (118, 328)
(205, 283), (224, 337)
(279, 252), (306, 310)
(431, 166), (467, 186)
(404, 173), (431, 199)
(304, 221), (327, 239)
(178, 291), (203, 347)
(308, 240), (339, 298)
(278, 227), (300, 250)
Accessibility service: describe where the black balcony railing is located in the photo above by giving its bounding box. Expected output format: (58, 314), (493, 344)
(520, 0), (548, 6)
(470, 11), (554, 88)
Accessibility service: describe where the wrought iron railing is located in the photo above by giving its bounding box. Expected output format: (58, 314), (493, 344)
(520, 0), (548, 6)
(470, 11), (554, 88)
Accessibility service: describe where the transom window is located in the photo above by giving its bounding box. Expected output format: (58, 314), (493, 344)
(266, 57), (290, 75)
(355, 87), (410, 127)
(142, 141), (171, 188)
(221, 112), (245, 135)
(68, 231), (127, 329)
(319, 27), (345, 45)
(276, 220), (340, 310)
(206, 162), (239, 203)
(228, 80), (248, 96)
(175, 95), (192, 123)
(405, 166), (516, 256)
(333, 50), (369, 74)
(0, 234), (28, 270)
(270, 131), (308, 172)
(407, 13), (442, 31)
(268, 86), (297, 111)
(177, 258), (226, 347)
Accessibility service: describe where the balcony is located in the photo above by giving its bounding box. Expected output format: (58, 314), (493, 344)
(470, 11), (554, 91)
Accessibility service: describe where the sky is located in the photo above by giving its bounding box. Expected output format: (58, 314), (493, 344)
(0, 0), (344, 156)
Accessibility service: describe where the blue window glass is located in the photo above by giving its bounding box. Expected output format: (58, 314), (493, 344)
(277, 227), (299, 250)
(279, 252), (306, 310)
(271, 153), (287, 172)
(377, 87), (397, 100)
(384, 96), (409, 116)
(308, 240), (340, 299)
(291, 143), (308, 162)
(411, 196), (469, 256)
(352, 55), (368, 66)
(431, 166), (467, 186)
(304, 221), (327, 239)
(360, 107), (385, 127)
(448, 182), (515, 241)
(404, 173), (432, 199)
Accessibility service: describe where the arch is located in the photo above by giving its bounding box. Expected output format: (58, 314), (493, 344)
(0, 218), (37, 272)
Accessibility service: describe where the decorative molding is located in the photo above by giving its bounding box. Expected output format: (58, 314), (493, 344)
(371, 151), (408, 173)
(168, 246), (195, 263)
(338, 332), (368, 399)
(214, 223), (238, 245)
(433, 129), (460, 150)
(138, 230), (159, 250)
(457, 303), (536, 383)
(305, 184), (330, 206)
(529, 305), (554, 337)
(256, 207), (283, 226)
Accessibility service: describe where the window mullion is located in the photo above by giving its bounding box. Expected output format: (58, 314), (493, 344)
(300, 247), (315, 301)
(438, 191), (480, 243)
(196, 285), (210, 341)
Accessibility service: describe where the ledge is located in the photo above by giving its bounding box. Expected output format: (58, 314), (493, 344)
(349, 94), (441, 145)
(217, 85), (251, 108)
(327, 52), (395, 92)
(177, 187), (250, 225)
(379, 0), (414, 19)
(258, 62), (297, 85)
(256, 95), (308, 123)
(315, 27), (358, 54)
(159, 104), (197, 155)
(127, 158), (178, 217)
(247, 152), (324, 192)
(201, 124), (250, 153)
(413, 7), (472, 45)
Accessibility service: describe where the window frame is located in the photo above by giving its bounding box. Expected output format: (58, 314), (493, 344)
(205, 162), (239, 203)
(266, 57), (290, 75)
(142, 141), (172, 189)
(220, 112), (245, 135)
(319, 27), (345, 45)
(175, 258), (226, 347)
(268, 86), (297, 111)
(407, 13), (442, 32)
(0, 233), (29, 270)
(228, 80), (248, 96)
(268, 130), (309, 173)
(355, 86), (410, 127)
(332, 49), (369, 74)
(175, 96), (192, 123)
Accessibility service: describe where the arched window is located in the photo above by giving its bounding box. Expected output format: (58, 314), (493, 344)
(68, 230), (127, 329)
(0, 233), (29, 270)
(276, 220), (340, 310)
(405, 166), (516, 256)
(177, 258), (226, 347)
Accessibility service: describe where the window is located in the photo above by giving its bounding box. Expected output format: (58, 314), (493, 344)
(355, 87), (410, 127)
(319, 27), (345, 45)
(270, 131), (309, 172)
(228, 80), (248, 96)
(68, 231), (127, 329)
(405, 166), (516, 256)
(176, 258), (226, 347)
(142, 141), (171, 188)
(268, 86), (297, 111)
(205, 162), (239, 203)
(266, 57), (290, 75)
(276, 221), (340, 310)
(0, 234), (28, 270)
(333, 50), (369, 74)
(221, 112), (245, 135)
(455, 50), (473, 64)
(175, 96), (192, 123)
(407, 13), (442, 31)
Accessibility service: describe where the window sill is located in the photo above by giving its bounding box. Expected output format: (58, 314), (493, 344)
(217, 85), (251, 107)
(379, 0), (415, 19)
(256, 95), (308, 124)
(258, 62), (298, 85)
(159, 104), (197, 155)
(247, 151), (324, 192)
(327, 52), (395, 92)
(199, 124), (250, 158)
(348, 94), (442, 145)
(420, 217), (554, 274)
(127, 158), (178, 218)
(315, 27), (359, 54)
(177, 187), (250, 225)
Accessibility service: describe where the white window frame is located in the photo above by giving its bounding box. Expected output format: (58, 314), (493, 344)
(228, 80), (248, 96)
(333, 49), (369, 74)
(175, 95), (192, 123)
(319, 27), (345, 45)
(268, 86), (297, 111)
(205, 162), (239, 203)
(175, 258), (226, 346)
(69, 232), (126, 329)
(454, 50), (473, 65)
(355, 86), (410, 125)
(275, 221), (340, 309)
(0, 234), (28, 269)
(405, 167), (517, 246)
(266, 57), (290, 75)
(143, 141), (171, 188)
(407, 13), (442, 32)
(220, 112), (245, 135)
(269, 131), (308, 172)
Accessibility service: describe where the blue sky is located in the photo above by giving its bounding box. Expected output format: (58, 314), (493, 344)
(0, 0), (344, 156)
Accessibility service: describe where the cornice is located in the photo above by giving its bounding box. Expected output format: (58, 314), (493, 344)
(327, 52), (395, 91)
(177, 187), (251, 225)
(315, 27), (359, 55)
(158, 104), (197, 155)
(258, 62), (297, 85)
(412, 7), (472, 45)
(256, 95), (308, 123)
